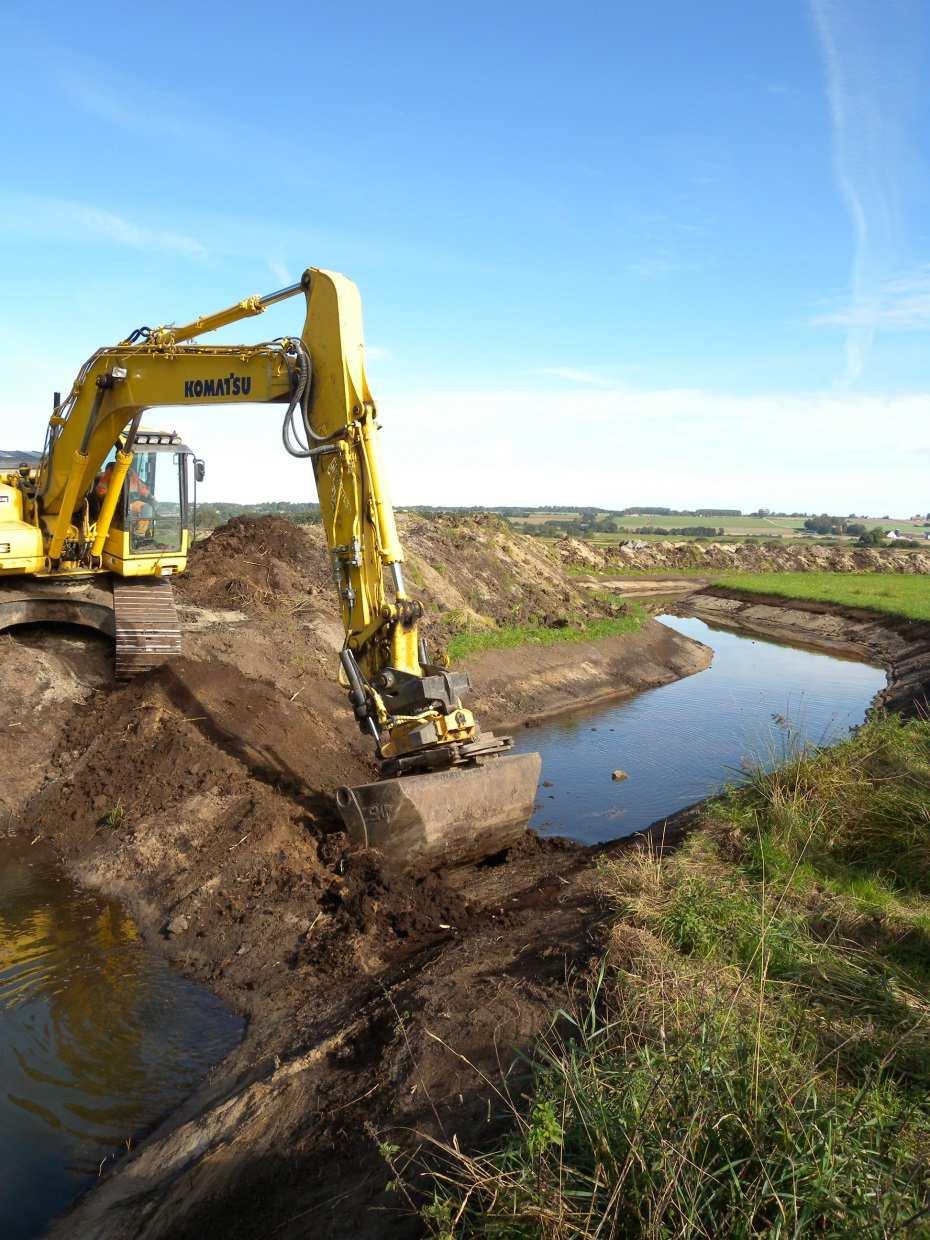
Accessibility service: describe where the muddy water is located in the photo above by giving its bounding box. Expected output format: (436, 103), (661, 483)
(515, 615), (886, 845)
(0, 840), (243, 1239)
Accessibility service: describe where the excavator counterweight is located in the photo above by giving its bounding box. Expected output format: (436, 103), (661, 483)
(0, 267), (541, 869)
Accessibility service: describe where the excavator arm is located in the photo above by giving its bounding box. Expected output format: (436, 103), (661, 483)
(24, 267), (540, 866)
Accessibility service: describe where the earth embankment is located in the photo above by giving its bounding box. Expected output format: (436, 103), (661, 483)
(682, 587), (930, 717)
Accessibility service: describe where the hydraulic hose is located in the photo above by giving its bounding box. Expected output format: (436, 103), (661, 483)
(280, 337), (343, 457)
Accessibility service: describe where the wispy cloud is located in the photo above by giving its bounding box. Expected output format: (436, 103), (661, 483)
(0, 193), (208, 260)
(267, 259), (292, 286)
(59, 73), (240, 152)
(812, 265), (930, 329)
(366, 346), (391, 362)
(627, 251), (682, 279)
(808, 0), (926, 382)
(540, 367), (614, 387)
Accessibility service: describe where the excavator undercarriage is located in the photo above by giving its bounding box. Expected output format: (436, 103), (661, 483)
(0, 575), (181, 679)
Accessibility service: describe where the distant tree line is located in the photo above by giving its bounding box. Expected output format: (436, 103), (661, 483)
(617, 507), (742, 517)
(195, 500), (321, 530)
(803, 516), (868, 536)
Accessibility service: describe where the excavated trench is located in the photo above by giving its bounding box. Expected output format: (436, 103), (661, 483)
(514, 613), (886, 845)
(0, 520), (927, 1239)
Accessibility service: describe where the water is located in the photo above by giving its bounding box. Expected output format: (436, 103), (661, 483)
(514, 615), (887, 845)
(0, 841), (244, 1239)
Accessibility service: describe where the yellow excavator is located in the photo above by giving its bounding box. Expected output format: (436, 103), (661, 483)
(0, 268), (540, 867)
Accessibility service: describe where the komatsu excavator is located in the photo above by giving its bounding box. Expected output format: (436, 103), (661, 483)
(0, 268), (540, 867)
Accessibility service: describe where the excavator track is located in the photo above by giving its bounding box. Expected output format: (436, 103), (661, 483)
(113, 579), (181, 678)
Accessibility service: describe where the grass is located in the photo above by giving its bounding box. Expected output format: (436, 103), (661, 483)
(607, 514), (797, 534)
(103, 801), (125, 829)
(446, 607), (647, 661)
(720, 571), (930, 623)
(405, 715), (930, 1237)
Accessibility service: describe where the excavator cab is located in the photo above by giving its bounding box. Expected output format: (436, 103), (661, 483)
(95, 432), (201, 576)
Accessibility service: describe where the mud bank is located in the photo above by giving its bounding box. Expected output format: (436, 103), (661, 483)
(682, 587), (930, 716)
(467, 618), (712, 730)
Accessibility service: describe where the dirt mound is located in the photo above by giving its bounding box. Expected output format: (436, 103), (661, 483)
(397, 513), (620, 657)
(21, 656), (494, 1033)
(179, 513), (622, 666)
(178, 515), (333, 611)
(555, 535), (930, 575)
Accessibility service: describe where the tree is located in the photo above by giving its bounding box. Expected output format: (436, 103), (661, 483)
(858, 528), (887, 547)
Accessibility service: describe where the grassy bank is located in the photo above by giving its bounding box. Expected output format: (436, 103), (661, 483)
(447, 606), (647, 661)
(720, 571), (930, 623)
(410, 715), (930, 1236)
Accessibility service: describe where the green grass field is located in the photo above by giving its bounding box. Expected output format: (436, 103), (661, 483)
(719, 571), (930, 623)
(610, 514), (797, 534)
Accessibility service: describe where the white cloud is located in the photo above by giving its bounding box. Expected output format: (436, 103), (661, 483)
(372, 385), (929, 515)
(1, 366), (923, 515)
(266, 259), (292, 286)
(808, 0), (926, 381)
(366, 346), (391, 363)
(540, 367), (613, 387)
(812, 266), (930, 329)
(0, 193), (208, 260)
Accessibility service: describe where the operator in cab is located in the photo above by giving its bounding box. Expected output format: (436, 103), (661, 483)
(95, 460), (154, 536)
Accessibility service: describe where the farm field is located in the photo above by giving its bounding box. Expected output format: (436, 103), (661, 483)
(719, 572), (930, 623)
(508, 512), (930, 543)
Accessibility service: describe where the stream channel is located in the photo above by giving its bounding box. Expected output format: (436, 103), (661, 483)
(514, 614), (887, 844)
(0, 612), (886, 1237)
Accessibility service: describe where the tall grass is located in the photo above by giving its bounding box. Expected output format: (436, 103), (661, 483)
(407, 716), (930, 1237)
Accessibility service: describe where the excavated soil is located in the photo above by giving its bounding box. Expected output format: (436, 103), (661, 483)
(13, 516), (910, 1239)
(556, 533), (930, 574)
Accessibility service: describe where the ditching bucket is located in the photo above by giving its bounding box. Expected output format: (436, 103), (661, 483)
(335, 751), (542, 869)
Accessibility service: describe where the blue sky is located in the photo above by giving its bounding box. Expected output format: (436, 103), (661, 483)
(1, 0), (927, 513)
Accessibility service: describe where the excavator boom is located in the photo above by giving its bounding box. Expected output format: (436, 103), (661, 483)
(0, 267), (541, 868)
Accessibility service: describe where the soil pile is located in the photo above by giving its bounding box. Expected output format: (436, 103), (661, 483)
(402, 513), (608, 632)
(23, 655), (489, 1044)
(177, 515), (334, 612)
(179, 514), (623, 665)
(556, 535), (930, 575)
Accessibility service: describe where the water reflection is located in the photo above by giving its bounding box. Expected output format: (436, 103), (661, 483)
(514, 615), (887, 845)
(0, 842), (243, 1239)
